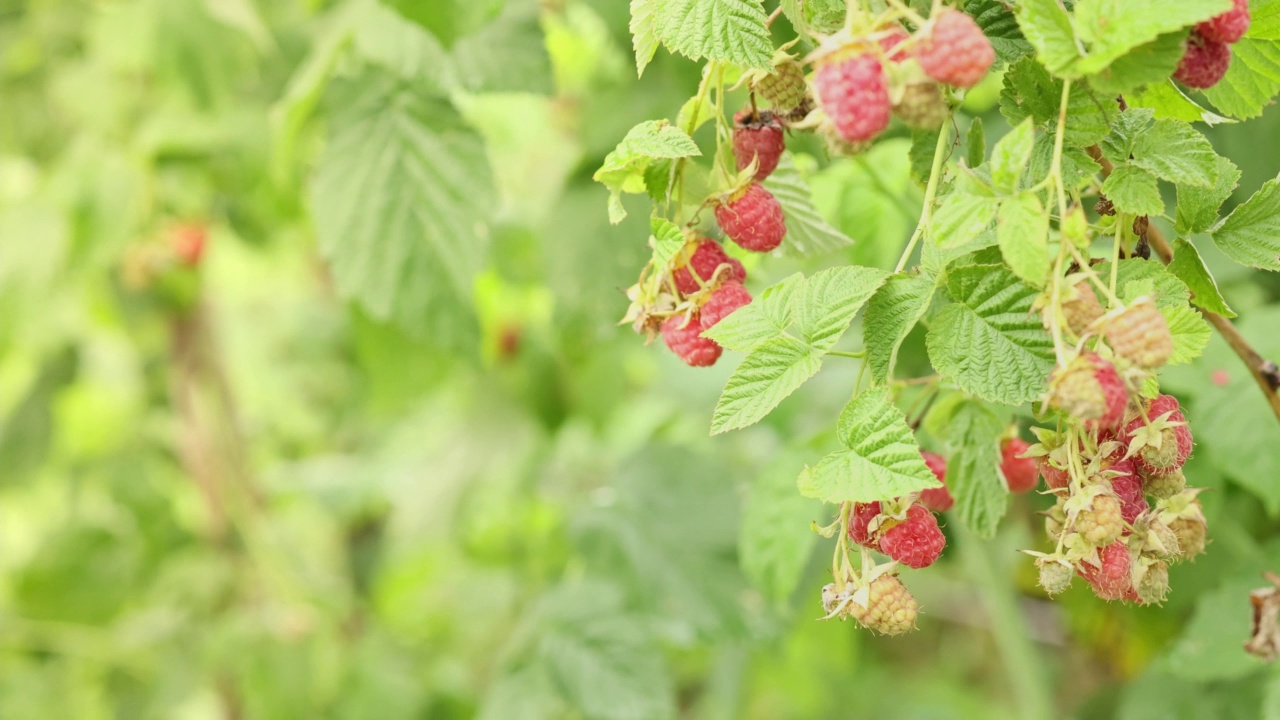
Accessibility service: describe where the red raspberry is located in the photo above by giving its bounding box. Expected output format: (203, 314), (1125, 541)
(848, 501), (882, 547)
(699, 282), (752, 330)
(661, 314), (722, 367)
(1039, 456), (1071, 489)
(878, 503), (946, 569)
(1198, 0), (1250, 43)
(172, 223), (207, 267)
(1108, 459), (1149, 524)
(672, 240), (745, 295)
(1048, 353), (1128, 431)
(877, 27), (912, 62)
(849, 574), (918, 635)
(1125, 394), (1193, 476)
(918, 451), (954, 512)
(998, 438), (1039, 493)
(1078, 542), (1133, 601)
(715, 183), (786, 253)
(916, 9), (995, 88)
(1175, 33), (1232, 89)
(733, 109), (785, 181)
(813, 52), (891, 143)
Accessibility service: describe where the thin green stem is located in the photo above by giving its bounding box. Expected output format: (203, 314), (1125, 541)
(829, 349), (867, 359)
(894, 125), (951, 273)
(1110, 216), (1123, 298)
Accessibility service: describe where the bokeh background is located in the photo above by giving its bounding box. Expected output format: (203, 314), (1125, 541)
(3, 0), (1280, 718)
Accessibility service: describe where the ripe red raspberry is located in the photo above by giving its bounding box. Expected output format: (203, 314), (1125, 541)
(172, 223), (207, 267)
(733, 110), (785, 181)
(700, 282), (752, 329)
(999, 438), (1039, 494)
(1048, 353), (1128, 431)
(878, 503), (946, 569)
(1175, 33), (1232, 89)
(1108, 459), (1149, 524)
(1078, 542), (1133, 601)
(1198, 0), (1250, 43)
(813, 52), (891, 143)
(1061, 281), (1104, 337)
(1125, 394), (1193, 476)
(916, 9), (995, 88)
(716, 183), (786, 253)
(876, 27), (912, 62)
(893, 82), (949, 130)
(672, 240), (745, 295)
(661, 314), (722, 367)
(1038, 457), (1071, 489)
(848, 501), (882, 547)
(918, 451), (954, 512)
(849, 574), (918, 635)
(1105, 298), (1173, 369)
(756, 58), (808, 113)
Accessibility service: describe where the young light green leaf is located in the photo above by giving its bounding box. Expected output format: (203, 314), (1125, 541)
(1073, 0), (1232, 75)
(792, 266), (889, 350)
(1210, 174), (1280, 271)
(740, 453), (821, 607)
(1014, 0), (1081, 77)
(649, 217), (685, 270)
(798, 389), (939, 504)
(1129, 118), (1219, 188)
(1167, 238), (1237, 317)
(1101, 164), (1164, 217)
(997, 192), (1050, 287)
(1128, 80), (1234, 125)
(990, 119), (1036, 193)
(925, 265), (1056, 405)
(1164, 305), (1212, 365)
(710, 336), (824, 434)
(764, 154), (857, 257)
(1177, 155), (1241, 235)
(594, 120), (700, 223)
(941, 400), (1008, 537)
(651, 0), (773, 70)
(311, 69), (494, 337)
(1203, 37), (1280, 120)
(629, 0), (660, 75)
(1088, 31), (1187, 96)
(999, 58), (1110, 147)
(865, 273), (937, 384)
(701, 272), (804, 352)
(931, 192), (1001, 249)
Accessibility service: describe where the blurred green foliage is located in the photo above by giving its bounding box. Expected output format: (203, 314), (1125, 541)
(2, 0), (1280, 718)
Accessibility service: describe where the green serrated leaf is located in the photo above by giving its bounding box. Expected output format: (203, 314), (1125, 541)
(931, 192), (1001, 249)
(1015, 0), (1081, 77)
(1102, 164), (1164, 216)
(909, 128), (943, 184)
(764, 154), (856, 258)
(1164, 305), (1212, 365)
(649, 217), (684, 270)
(594, 120), (700, 223)
(311, 68), (493, 340)
(991, 119), (1036, 193)
(997, 192), (1050, 287)
(865, 273), (937, 384)
(999, 58), (1111, 147)
(1177, 155), (1241, 235)
(1202, 36), (1280, 120)
(793, 266), (889, 350)
(966, 0), (1033, 64)
(1129, 118), (1219, 188)
(630, 0), (661, 75)
(740, 453), (821, 607)
(1104, 257), (1211, 364)
(711, 336), (824, 434)
(1167, 238), (1237, 317)
(701, 273), (803, 352)
(798, 390), (939, 504)
(941, 400), (1008, 537)
(1073, 0), (1231, 75)
(651, 0), (773, 69)
(926, 265), (1056, 405)
(1211, 174), (1280, 270)
(1129, 80), (1235, 124)
(1100, 107), (1156, 164)
(1087, 31), (1186, 96)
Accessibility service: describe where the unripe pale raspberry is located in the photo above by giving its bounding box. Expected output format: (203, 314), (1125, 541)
(916, 9), (995, 88)
(849, 574), (919, 635)
(813, 52), (891, 143)
(848, 501), (882, 547)
(1037, 558), (1074, 596)
(1175, 33), (1232, 89)
(919, 450), (954, 511)
(1108, 459), (1149, 524)
(819, 122), (874, 157)
(661, 314), (722, 367)
(1061, 281), (1105, 337)
(1170, 515), (1207, 560)
(672, 240), (746, 295)
(1198, 0), (1250, 44)
(1078, 542), (1133, 601)
(733, 109), (785, 181)
(716, 183), (786, 253)
(1143, 468), (1187, 500)
(893, 82), (950, 130)
(1000, 438), (1039, 494)
(1047, 353), (1129, 431)
(1076, 493), (1124, 546)
(1146, 521), (1182, 559)
(1045, 496), (1067, 540)
(878, 503), (946, 568)
(1136, 559), (1171, 605)
(1126, 394), (1194, 476)
(756, 58), (808, 113)
(700, 282), (752, 330)
(1105, 298), (1173, 369)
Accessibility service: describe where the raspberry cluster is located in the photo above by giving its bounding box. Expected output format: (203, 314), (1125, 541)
(658, 239), (755, 367)
(813, 10), (993, 149)
(1175, 0), (1250, 89)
